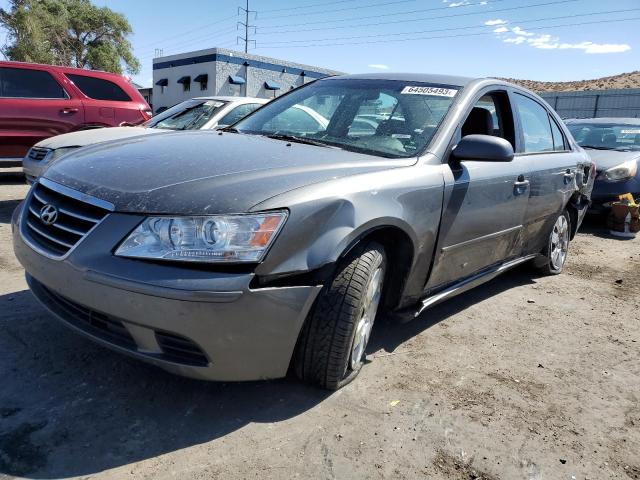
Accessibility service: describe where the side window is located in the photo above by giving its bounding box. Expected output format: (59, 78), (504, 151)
(66, 74), (131, 101)
(217, 103), (262, 127)
(460, 91), (515, 148)
(514, 94), (554, 153)
(549, 116), (567, 151)
(0, 67), (66, 99)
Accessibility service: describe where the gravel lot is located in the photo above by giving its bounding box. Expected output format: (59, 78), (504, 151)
(1, 175), (639, 480)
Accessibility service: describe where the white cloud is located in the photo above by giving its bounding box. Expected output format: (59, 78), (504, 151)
(487, 21), (631, 55)
(511, 26), (535, 37)
(449, 0), (470, 6)
(368, 64), (389, 70)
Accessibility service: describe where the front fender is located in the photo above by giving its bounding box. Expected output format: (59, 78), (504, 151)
(253, 164), (445, 304)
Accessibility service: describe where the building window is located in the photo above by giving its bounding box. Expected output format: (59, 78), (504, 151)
(177, 76), (191, 92)
(194, 74), (208, 91)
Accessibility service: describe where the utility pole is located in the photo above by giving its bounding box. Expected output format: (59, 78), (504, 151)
(237, 0), (256, 53)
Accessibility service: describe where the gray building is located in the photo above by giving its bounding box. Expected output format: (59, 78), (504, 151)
(540, 88), (640, 119)
(152, 47), (341, 113)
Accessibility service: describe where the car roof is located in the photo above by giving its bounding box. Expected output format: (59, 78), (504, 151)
(322, 72), (476, 88)
(565, 117), (640, 125)
(0, 60), (127, 80)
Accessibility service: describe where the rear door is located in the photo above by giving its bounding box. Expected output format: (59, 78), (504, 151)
(65, 73), (139, 126)
(511, 92), (578, 255)
(0, 66), (84, 159)
(426, 88), (531, 290)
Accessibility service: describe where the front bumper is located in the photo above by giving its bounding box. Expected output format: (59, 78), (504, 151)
(12, 203), (321, 381)
(589, 175), (640, 210)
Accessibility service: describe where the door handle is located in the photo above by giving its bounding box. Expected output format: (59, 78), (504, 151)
(60, 108), (79, 114)
(514, 175), (529, 194)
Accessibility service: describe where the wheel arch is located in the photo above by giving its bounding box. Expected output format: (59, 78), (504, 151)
(335, 222), (416, 311)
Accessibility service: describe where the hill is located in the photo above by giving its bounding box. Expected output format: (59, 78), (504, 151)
(501, 71), (640, 92)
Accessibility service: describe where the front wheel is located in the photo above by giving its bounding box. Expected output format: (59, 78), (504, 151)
(294, 242), (386, 390)
(534, 210), (571, 275)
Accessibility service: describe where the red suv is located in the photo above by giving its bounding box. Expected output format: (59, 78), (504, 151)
(0, 61), (151, 167)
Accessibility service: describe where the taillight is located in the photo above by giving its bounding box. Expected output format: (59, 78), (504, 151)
(142, 108), (152, 119)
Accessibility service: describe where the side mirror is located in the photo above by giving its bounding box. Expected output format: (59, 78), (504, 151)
(452, 134), (514, 162)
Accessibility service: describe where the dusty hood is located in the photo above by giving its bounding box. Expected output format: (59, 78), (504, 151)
(583, 148), (640, 172)
(36, 127), (164, 150)
(43, 130), (409, 214)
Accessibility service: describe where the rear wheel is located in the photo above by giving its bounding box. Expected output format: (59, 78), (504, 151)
(294, 242), (386, 390)
(534, 210), (571, 275)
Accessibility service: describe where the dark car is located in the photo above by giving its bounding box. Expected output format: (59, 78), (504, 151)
(565, 118), (640, 212)
(0, 61), (151, 167)
(12, 73), (594, 389)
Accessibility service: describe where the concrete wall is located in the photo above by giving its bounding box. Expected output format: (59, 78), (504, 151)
(152, 47), (340, 113)
(540, 89), (640, 119)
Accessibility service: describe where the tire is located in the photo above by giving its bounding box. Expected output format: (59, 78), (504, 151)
(294, 242), (386, 390)
(533, 210), (571, 275)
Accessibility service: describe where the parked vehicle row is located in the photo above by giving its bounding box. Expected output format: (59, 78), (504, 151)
(12, 73), (595, 389)
(0, 61), (151, 167)
(21, 96), (270, 183)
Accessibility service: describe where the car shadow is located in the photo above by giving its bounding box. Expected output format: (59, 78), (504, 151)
(368, 265), (537, 355)
(1, 265), (536, 478)
(0, 289), (330, 479)
(0, 199), (22, 224)
(578, 214), (637, 241)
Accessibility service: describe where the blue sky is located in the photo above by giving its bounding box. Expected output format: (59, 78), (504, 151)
(2, 0), (639, 87)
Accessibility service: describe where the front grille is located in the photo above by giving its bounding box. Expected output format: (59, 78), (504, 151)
(23, 181), (109, 257)
(156, 331), (209, 367)
(28, 147), (51, 161)
(31, 277), (210, 368)
(37, 282), (137, 349)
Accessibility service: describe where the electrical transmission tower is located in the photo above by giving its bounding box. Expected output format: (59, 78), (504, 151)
(237, 0), (256, 53)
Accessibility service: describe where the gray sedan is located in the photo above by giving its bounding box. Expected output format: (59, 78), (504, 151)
(12, 73), (594, 389)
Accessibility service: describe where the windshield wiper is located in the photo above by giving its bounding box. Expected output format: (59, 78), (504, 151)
(265, 133), (335, 148)
(581, 145), (613, 150)
(219, 126), (239, 133)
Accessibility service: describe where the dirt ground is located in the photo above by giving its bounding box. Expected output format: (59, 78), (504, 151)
(1, 174), (639, 480)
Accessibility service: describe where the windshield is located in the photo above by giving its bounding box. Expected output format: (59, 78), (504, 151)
(145, 99), (228, 130)
(567, 122), (640, 151)
(233, 79), (459, 158)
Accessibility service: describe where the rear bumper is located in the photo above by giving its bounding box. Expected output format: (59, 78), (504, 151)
(12, 205), (322, 381)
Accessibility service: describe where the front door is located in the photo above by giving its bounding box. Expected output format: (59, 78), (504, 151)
(426, 89), (530, 290)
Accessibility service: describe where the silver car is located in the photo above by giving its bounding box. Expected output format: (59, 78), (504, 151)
(12, 73), (594, 389)
(21, 96), (270, 184)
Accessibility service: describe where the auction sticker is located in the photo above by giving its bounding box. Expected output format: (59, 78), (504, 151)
(401, 86), (458, 97)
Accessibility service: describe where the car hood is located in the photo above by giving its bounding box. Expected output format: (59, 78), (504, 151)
(36, 127), (164, 149)
(583, 149), (640, 172)
(43, 130), (409, 214)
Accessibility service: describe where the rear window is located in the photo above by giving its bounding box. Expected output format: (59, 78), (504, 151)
(66, 74), (131, 101)
(0, 67), (67, 99)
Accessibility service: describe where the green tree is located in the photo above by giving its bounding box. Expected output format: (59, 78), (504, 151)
(0, 0), (139, 75)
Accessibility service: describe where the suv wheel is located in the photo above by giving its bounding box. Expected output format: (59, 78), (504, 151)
(534, 210), (571, 275)
(294, 242), (386, 390)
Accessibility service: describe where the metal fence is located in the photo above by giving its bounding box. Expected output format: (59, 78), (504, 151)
(539, 88), (640, 119)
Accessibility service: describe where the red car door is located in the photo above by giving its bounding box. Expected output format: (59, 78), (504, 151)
(0, 66), (84, 160)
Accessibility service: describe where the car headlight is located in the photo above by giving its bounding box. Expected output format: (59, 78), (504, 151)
(601, 159), (638, 182)
(115, 211), (287, 263)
